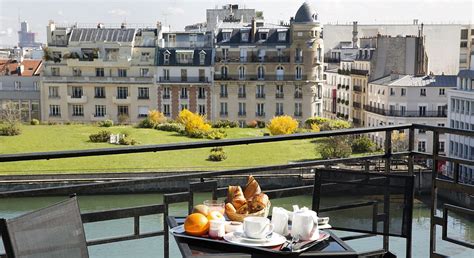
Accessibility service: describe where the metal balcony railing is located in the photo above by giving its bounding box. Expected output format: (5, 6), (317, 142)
(215, 56), (291, 63)
(350, 69), (369, 76)
(353, 85), (362, 92)
(364, 105), (447, 117)
(214, 75), (309, 81)
(353, 102), (361, 108)
(158, 76), (209, 83)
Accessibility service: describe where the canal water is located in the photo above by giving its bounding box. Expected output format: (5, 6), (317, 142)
(0, 194), (472, 258)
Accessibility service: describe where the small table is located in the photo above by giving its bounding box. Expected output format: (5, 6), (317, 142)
(168, 217), (357, 258)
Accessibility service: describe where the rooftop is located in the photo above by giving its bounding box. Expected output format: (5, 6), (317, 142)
(69, 28), (136, 43)
(0, 59), (42, 76)
(294, 2), (318, 23)
(371, 74), (457, 87)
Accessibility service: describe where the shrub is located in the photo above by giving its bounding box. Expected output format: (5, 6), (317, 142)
(212, 120), (238, 128)
(320, 120), (352, 131)
(156, 123), (185, 133)
(0, 124), (21, 136)
(256, 120), (266, 128)
(89, 130), (111, 143)
(319, 137), (352, 159)
(137, 118), (155, 129)
(267, 115), (298, 135)
(208, 147), (227, 162)
(305, 117), (330, 128)
(351, 136), (376, 153)
(247, 120), (258, 128)
(98, 119), (114, 127)
(311, 123), (321, 132)
(207, 129), (227, 140)
(118, 114), (129, 125)
(118, 136), (138, 145)
(177, 109), (212, 138)
(30, 119), (40, 125)
(148, 110), (166, 125)
(47, 121), (58, 125)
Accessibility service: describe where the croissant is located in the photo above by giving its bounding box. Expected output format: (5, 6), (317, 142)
(244, 176), (261, 200)
(249, 193), (269, 213)
(225, 203), (237, 214)
(228, 186), (246, 209)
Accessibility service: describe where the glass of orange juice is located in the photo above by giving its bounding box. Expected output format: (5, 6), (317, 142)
(204, 200), (225, 215)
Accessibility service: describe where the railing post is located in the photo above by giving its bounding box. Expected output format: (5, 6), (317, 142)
(429, 130), (440, 257)
(312, 169), (321, 213)
(408, 127), (415, 176)
(384, 130), (392, 173)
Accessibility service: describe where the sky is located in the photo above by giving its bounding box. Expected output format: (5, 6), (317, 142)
(0, 0), (473, 47)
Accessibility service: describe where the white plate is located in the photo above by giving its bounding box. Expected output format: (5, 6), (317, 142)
(232, 231), (272, 243)
(224, 231), (287, 247)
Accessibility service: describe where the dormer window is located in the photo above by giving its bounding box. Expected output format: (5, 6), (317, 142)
(241, 32), (249, 42)
(199, 50), (206, 65)
(163, 51), (170, 65)
(278, 32), (286, 41)
(222, 32), (231, 42)
(260, 33), (268, 40)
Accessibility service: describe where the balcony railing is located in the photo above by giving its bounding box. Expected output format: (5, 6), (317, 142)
(43, 76), (154, 83)
(353, 102), (361, 108)
(255, 112), (265, 117)
(215, 56), (291, 63)
(353, 85), (362, 92)
(256, 93), (265, 99)
(350, 69), (369, 76)
(364, 105), (447, 117)
(214, 75), (309, 81)
(275, 93), (284, 98)
(158, 77), (209, 83)
(0, 124), (473, 258)
(238, 93), (246, 98)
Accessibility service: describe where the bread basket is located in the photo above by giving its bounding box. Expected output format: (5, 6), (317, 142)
(225, 201), (271, 222)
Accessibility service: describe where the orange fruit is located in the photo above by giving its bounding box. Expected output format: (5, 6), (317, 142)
(207, 210), (225, 221)
(184, 213), (210, 236)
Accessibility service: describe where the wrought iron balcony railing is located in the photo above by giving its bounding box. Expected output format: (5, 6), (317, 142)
(364, 105), (447, 117)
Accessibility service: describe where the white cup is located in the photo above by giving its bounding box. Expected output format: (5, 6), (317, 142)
(209, 220), (226, 239)
(292, 209), (318, 240)
(243, 216), (274, 239)
(271, 207), (289, 236)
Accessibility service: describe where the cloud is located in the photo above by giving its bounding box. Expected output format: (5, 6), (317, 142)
(57, 10), (64, 16)
(107, 9), (130, 16)
(165, 7), (184, 15)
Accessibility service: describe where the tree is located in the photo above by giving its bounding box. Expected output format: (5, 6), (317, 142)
(392, 131), (408, 152)
(351, 136), (376, 153)
(0, 101), (22, 136)
(319, 137), (352, 159)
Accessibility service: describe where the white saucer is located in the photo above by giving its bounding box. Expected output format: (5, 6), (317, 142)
(224, 231), (287, 247)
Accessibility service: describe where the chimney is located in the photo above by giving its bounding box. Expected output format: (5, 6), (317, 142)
(251, 18), (257, 40)
(120, 22), (127, 29)
(352, 21), (359, 48)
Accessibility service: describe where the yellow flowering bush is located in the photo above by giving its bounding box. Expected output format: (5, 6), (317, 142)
(148, 110), (167, 125)
(178, 109), (212, 138)
(267, 115), (299, 135)
(311, 123), (321, 132)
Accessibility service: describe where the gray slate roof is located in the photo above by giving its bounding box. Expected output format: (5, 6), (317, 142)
(294, 2), (317, 23)
(69, 28), (136, 42)
(458, 69), (474, 78)
(371, 74), (457, 87)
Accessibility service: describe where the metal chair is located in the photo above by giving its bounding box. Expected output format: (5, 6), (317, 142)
(0, 197), (89, 258)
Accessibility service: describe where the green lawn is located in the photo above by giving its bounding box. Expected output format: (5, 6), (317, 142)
(0, 125), (321, 175)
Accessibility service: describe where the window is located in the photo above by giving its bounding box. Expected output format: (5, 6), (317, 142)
(49, 105), (61, 117)
(240, 48), (247, 62)
(241, 32), (249, 42)
(276, 85), (284, 98)
(177, 52), (193, 64)
(138, 106), (149, 117)
(72, 105), (83, 116)
(276, 66), (284, 80)
(105, 48), (118, 61)
(220, 102), (228, 116)
(117, 105), (129, 116)
(181, 69), (187, 82)
(239, 66), (246, 80)
(72, 68), (82, 76)
(222, 48), (228, 60)
(141, 52), (150, 62)
(295, 85), (302, 98)
(256, 85), (265, 98)
(118, 69), (127, 77)
(140, 68), (150, 77)
(260, 33), (268, 40)
(257, 66), (265, 80)
(163, 104), (171, 116)
(180, 104), (187, 111)
(419, 106), (426, 116)
(163, 69), (170, 81)
(51, 67), (60, 76)
(163, 87), (171, 99)
(95, 68), (104, 77)
(117, 87), (128, 99)
(198, 87), (206, 99)
(438, 123), (445, 127)
(95, 105), (106, 117)
(49, 86), (59, 98)
(438, 105), (447, 116)
(417, 141), (426, 152)
(295, 103), (302, 116)
(420, 88), (426, 96)
(460, 29), (468, 39)
(163, 52), (170, 65)
(419, 128), (426, 134)
(94, 87), (105, 99)
(71, 86), (83, 98)
(460, 42), (468, 48)
(238, 84), (246, 98)
(439, 88), (445, 95)
(295, 48), (303, 62)
(256, 103), (265, 116)
(221, 66), (228, 79)
(198, 104), (206, 115)
(33, 81), (39, 91)
(278, 32), (286, 41)
(390, 88), (395, 96)
(199, 52), (206, 65)
(276, 103), (284, 115)
(295, 66), (302, 80)
(180, 87), (188, 99)
(220, 84), (228, 98)
(13, 81), (21, 90)
(222, 32), (231, 41)
(238, 102), (246, 116)
(138, 87), (149, 99)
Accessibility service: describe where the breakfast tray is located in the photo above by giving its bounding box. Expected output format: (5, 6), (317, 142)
(170, 225), (331, 256)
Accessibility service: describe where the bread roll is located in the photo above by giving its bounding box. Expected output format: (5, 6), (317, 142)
(249, 193), (269, 213)
(225, 203), (237, 214)
(244, 176), (261, 200)
(228, 186), (246, 209)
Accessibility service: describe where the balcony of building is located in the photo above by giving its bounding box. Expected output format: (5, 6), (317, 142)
(158, 76), (209, 83)
(66, 56), (132, 67)
(43, 76), (154, 84)
(0, 125), (472, 258)
(214, 75), (309, 81)
(353, 101), (361, 109)
(353, 85), (362, 92)
(350, 69), (369, 76)
(364, 105), (447, 117)
(215, 56), (291, 63)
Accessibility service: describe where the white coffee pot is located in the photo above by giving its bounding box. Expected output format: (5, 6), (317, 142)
(291, 207), (318, 241)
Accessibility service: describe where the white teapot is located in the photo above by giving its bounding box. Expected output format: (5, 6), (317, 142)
(291, 207), (318, 240)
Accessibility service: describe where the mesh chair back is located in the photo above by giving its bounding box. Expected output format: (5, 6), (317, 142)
(0, 197), (88, 258)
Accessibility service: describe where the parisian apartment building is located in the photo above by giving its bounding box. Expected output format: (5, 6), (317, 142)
(0, 58), (42, 121)
(447, 68), (474, 184)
